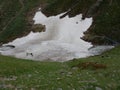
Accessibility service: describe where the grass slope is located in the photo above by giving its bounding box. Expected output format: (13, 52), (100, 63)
(0, 0), (47, 43)
(83, 0), (120, 44)
(0, 46), (120, 90)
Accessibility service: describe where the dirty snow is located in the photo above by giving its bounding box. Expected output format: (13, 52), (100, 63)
(0, 9), (113, 62)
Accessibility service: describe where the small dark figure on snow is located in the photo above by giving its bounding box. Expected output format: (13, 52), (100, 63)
(26, 52), (33, 57)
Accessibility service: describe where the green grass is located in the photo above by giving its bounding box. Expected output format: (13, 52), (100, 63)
(0, 46), (120, 90)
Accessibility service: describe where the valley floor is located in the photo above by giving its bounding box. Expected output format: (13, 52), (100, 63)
(0, 46), (120, 90)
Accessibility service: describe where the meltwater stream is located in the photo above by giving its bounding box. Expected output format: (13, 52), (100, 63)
(0, 10), (113, 62)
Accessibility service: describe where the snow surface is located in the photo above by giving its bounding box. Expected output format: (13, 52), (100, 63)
(0, 10), (113, 62)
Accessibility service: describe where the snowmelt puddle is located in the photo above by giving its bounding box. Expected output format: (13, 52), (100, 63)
(0, 10), (114, 62)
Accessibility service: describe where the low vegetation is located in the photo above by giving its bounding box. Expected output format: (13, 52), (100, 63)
(0, 0), (47, 43)
(82, 0), (120, 44)
(0, 46), (120, 90)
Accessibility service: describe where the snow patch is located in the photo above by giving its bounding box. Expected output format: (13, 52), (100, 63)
(0, 10), (113, 62)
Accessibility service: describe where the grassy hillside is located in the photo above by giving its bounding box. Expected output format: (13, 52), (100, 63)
(0, 46), (120, 90)
(0, 0), (47, 43)
(83, 0), (120, 45)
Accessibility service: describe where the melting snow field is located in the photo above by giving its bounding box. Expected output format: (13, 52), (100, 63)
(0, 10), (114, 62)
